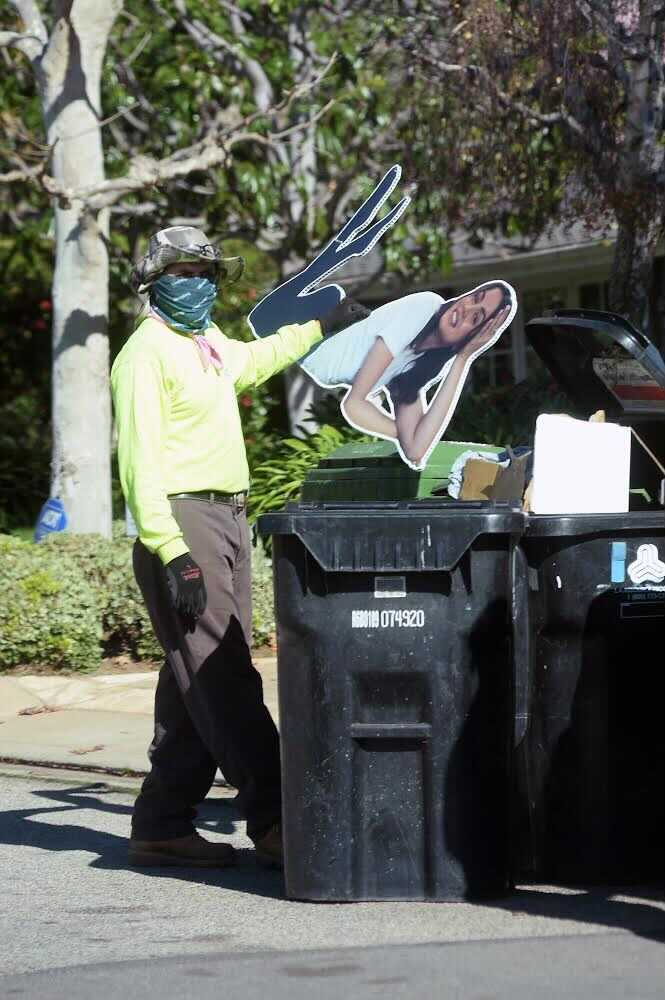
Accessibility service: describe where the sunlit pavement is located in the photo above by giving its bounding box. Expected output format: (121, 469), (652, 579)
(0, 773), (663, 999)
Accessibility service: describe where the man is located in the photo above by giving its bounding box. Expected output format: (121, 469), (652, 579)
(111, 226), (368, 868)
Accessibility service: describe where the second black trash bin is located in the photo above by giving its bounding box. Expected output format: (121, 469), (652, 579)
(513, 310), (665, 885)
(259, 447), (524, 901)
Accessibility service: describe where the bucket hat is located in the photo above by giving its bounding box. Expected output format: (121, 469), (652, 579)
(131, 226), (244, 293)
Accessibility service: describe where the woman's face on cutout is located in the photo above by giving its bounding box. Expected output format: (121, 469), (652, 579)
(437, 285), (504, 346)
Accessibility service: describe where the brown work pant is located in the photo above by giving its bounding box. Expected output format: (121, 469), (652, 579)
(131, 498), (281, 842)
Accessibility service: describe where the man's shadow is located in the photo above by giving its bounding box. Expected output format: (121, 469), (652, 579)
(0, 782), (284, 900)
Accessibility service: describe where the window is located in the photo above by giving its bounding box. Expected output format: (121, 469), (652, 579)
(470, 324), (516, 389)
(520, 287), (569, 379)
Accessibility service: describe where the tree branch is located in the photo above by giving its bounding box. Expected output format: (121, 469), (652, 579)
(0, 161), (46, 185)
(416, 50), (587, 138)
(0, 64), (337, 211)
(228, 8), (275, 112)
(110, 38), (155, 114)
(573, 0), (612, 37)
(3, 0), (47, 62)
(84, 96), (336, 210)
(0, 26), (338, 231)
(169, 0), (276, 113)
(0, 29), (41, 52)
(172, 0), (240, 66)
(109, 201), (159, 217)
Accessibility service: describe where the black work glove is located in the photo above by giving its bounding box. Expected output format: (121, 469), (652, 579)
(319, 298), (371, 336)
(165, 553), (207, 632)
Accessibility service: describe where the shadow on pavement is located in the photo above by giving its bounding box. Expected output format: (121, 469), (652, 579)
(492, 885), (665, 944)
(1, 781), (663, 931)
(0, 782), (284, 900)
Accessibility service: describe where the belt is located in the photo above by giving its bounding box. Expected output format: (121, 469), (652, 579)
(169, 490), (248, 509)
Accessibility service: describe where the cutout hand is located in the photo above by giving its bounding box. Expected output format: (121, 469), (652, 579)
(320, 298), (371, 336)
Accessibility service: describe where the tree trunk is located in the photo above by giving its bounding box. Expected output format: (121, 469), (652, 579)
(607, 2), (665, 343)
(40, 1), (122, 536)
(608, 212), (662, 334)
(280, 7), (326, 437)
(650, 253), (665, 355)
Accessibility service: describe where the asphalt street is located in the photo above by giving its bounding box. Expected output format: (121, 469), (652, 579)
(1, 772), (663, 999)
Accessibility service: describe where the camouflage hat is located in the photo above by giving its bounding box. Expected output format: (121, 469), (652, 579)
(131, 226), (244, 293)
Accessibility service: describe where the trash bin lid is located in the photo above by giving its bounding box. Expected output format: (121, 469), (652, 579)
(300, 439), (503, 503)
(259, 503), (524, 571)
(525, 309), (665, 422)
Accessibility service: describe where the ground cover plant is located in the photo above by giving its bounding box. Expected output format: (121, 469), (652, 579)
(0, 523), (275, 671)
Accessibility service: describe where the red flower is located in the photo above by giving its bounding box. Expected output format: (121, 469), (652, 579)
(32, 318), (47, 331)
(38, 299), (52, 312)
(245, 288), (258, 301)
(239, 394), (253, 408)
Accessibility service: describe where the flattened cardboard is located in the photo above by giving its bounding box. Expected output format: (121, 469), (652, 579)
(459, 458), (502, 500)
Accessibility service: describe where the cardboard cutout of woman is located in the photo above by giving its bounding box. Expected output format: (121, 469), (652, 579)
(303, 281), (517, 469)
(248, 165), (517, 470)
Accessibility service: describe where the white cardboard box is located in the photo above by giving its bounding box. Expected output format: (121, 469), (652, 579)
(531, 413), (631, 515)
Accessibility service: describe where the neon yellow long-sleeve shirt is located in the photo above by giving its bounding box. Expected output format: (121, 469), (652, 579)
(110, 315), (322, 564)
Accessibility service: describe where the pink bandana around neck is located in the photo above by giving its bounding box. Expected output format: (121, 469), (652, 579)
(191, 333), (224, 373)
(150, 309), (224, 373)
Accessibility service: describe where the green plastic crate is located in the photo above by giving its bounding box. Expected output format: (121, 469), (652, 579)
(300, 440), (503, 502)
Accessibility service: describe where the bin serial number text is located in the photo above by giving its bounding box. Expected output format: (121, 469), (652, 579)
(351, 609), (425, 629)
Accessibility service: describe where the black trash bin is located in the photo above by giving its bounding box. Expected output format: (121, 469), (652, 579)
(513, 310), (665, 885)
(259, 443), (524, 901)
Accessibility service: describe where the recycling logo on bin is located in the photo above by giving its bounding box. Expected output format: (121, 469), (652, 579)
(612, 541), (665, 585)
(626, 543), (665, 585)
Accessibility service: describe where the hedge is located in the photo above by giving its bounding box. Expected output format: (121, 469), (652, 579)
(0, 524), (275, 672)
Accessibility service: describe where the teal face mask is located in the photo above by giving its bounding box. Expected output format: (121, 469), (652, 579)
(150, 274), (217, 332)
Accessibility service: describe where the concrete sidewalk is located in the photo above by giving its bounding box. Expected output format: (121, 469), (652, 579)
(0, 658), (278, 775)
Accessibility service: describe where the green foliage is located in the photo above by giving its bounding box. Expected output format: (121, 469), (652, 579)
(1, 0), (404, 536)
(378, 0), (665, 327)
(251, 541), (275, 648)
(0, 522), (276, 671)
(0, 391), (50, 532)
(449, 370), (569, 447)
(248, 423), (365, 520)
(0, 533), (102, 672)
(41, 525), (164, 662)
(237, 382), (284, 473)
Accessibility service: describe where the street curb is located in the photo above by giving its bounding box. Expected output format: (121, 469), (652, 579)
(0, 754), (148, 779)
(0, 758), (236, 797)
(0, 762), (145, 794)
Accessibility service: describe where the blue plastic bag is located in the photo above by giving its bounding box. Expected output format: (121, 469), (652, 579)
(34, 498), (67, 542)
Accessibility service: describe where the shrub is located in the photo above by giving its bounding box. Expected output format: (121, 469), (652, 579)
(251, 540), (275, 648)
(39, 524), (163, 662)
(0, 522), (276, 671)
(0, 392), (50, 532)
(248, 423), (366, 521)
(449, 370), (569, 446)
(0, 533), (102, 671)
